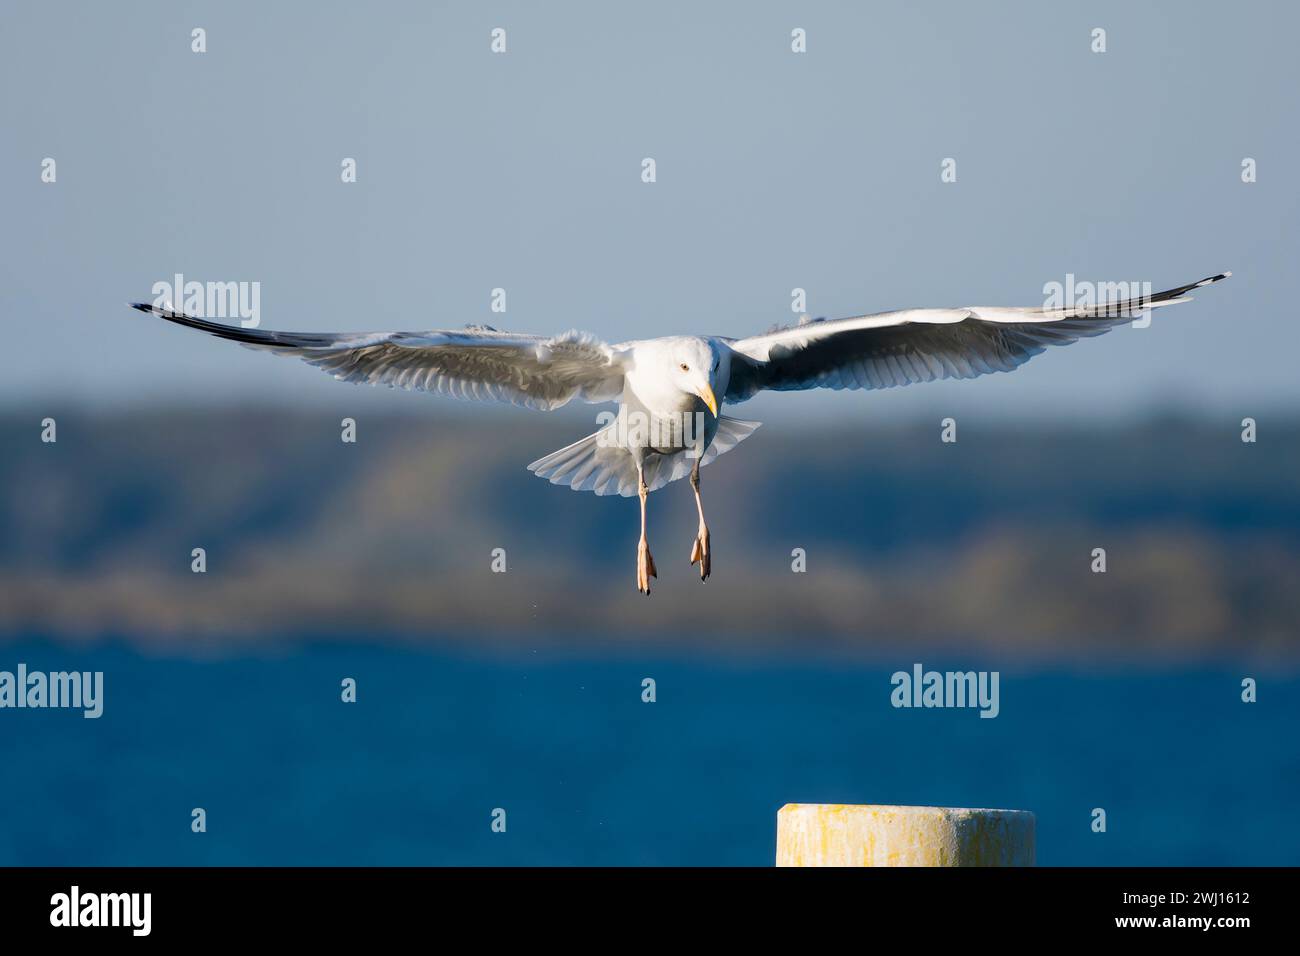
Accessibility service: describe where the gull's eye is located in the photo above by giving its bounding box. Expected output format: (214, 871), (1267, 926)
(679, 363), (689, 372)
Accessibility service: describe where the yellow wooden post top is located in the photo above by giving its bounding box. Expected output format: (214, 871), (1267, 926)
(776, 803), (1035, 867)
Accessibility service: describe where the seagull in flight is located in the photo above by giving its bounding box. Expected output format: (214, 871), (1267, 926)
(131, 271), (1229, 594)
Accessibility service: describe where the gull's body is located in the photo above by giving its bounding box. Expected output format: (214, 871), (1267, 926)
(131, 271), (1229, 593)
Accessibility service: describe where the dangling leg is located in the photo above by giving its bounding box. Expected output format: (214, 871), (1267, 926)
(689, 457), (710, 581)
(636, 463), (657, 595)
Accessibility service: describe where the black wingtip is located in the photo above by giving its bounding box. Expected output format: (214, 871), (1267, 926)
(124, 300), (291, 347)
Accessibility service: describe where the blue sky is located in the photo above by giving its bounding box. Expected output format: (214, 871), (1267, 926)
(2, 0), (1296, 421)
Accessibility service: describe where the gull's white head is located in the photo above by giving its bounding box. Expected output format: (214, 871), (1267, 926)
(625, 336), (724, 417)
(672, 337), (721, 416)
(666, 337), (721, 416)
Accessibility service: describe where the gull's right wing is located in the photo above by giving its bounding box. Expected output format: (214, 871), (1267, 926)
(129, 303), (628, 410)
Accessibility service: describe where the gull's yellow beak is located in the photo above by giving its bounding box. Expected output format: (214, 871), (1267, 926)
(696, 383), (719, 417)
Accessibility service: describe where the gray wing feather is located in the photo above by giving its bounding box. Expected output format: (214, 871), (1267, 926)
(131, 304), (626, 410)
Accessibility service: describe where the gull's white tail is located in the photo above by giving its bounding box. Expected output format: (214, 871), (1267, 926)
(527, 417), (762, 497)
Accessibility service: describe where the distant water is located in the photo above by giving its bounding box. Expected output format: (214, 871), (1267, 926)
(0, 639), (1295, 866)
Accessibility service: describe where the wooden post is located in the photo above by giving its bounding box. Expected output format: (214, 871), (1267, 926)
(776, 804), (1035, 867)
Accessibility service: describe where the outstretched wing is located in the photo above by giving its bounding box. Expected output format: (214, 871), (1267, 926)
(130, 304), (627, 410)
(723, 273), (1230, 403)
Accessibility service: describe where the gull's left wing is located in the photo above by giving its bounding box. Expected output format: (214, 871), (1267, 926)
(723, 273), (1229, 403)
(130, 304), (627, 410)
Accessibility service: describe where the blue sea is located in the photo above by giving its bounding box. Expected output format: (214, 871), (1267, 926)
(0, 640), (1295, 866)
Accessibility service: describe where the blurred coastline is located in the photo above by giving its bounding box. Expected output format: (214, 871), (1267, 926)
(3, 407), (1296, 663)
